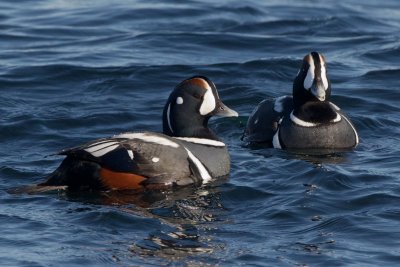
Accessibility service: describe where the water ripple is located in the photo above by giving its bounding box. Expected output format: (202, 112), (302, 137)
(1, 0), (400, 266)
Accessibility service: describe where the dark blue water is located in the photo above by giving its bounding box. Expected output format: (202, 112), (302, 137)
(1, 0), (400, 266)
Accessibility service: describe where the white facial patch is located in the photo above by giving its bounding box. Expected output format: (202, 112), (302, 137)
(84, 141), (120, 157)
(319, 54), (329, 90)
(152, 157), (160, 163)
(303, 57), (315, 89)
(175, 137), (225, 147)
(166, 103), (173, 133)
(115, 132), (179, 148)
(199, 89), (216, 115)
(184, 147), (212, 184)
(176, 97), (183, 105)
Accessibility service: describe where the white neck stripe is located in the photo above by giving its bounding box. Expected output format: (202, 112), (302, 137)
(290, 111), (341, 127)
(166, 103), (174, 133)
(290, 112), (318, 127)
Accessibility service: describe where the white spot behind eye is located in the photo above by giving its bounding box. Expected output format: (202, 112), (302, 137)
(199, 89), (216, 115)
(152, 157), (160, 163)
(176, 97), (183, 104)
(303, 59), (315, 89)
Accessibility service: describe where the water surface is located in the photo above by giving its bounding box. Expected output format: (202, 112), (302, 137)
(1, 0), (400, 266)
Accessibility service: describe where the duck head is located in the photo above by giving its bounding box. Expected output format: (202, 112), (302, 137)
(293, 51), (331, 108)
(162, 76), (238, 140)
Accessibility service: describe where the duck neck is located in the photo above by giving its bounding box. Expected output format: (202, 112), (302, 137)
(293, 101), (338, 124)
(162, 105), (219, 140)
(175, 125), (219, 140)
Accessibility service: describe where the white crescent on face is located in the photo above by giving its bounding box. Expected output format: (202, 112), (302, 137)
(319, 54), (329, 90)
(303, 56), (315, 89)
(199, 84), (216, 115)
(304, 53), (329, 91)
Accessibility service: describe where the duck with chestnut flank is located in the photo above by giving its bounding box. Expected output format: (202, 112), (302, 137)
(40, 76), (238, 190)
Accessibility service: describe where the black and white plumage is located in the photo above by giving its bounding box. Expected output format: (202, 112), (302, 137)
(243, 52), (359, 149)
(41, 76), (238, 191)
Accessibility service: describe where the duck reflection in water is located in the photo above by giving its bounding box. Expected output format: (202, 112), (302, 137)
(62, 181), (228, 261)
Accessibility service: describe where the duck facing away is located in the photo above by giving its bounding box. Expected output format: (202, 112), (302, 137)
(40, 76), (238, 191)
(243, 52), (358, 149)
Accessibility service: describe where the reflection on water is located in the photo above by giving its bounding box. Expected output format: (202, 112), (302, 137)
(10, 184), (228, 262)
(2, 0), (400, 265)
(246, 144), (350, 165)
(288, 149), (350, 165)
(118, 186), (226, 261)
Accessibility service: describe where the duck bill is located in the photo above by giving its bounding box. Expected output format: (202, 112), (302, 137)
(215, 101), (239, 117)
(311, 82), (326, 101)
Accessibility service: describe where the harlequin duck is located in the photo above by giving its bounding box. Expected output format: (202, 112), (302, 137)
(243, 52), (358, 149)
(40, 76), (238, 190)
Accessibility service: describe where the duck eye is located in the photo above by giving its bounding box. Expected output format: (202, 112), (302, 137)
(193, 93), (202, 99)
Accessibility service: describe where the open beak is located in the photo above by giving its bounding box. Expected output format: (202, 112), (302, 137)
(215, 101), (239, 117)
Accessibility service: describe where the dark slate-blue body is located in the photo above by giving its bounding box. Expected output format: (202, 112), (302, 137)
(243, 52), (359, 150)
(41, 76), (238, 191)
